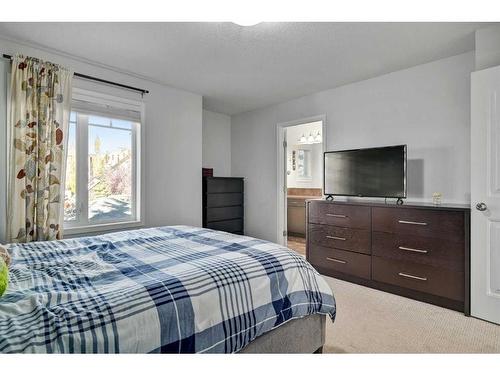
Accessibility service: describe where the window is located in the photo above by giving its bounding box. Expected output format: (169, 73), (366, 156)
(64, 89), (142, 233)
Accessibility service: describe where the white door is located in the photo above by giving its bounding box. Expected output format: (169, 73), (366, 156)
(471, 65), (500, 324)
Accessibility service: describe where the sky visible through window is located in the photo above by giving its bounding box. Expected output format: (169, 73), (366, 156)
(67, 115), (133, 154)
(89, 115), (132, 154)
(64, 112), (135, 224)
(89, 125), (131, 154)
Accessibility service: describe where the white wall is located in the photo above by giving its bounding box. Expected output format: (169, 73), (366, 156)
(0, 38), (203, 242)
(232, 52), (474, 242)
(202, 109), (231, 177)
(475, 25), (500, 70)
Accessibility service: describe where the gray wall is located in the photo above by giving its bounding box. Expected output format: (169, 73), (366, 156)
(0, 38), (203, 242)
(232, 52), (474, 242)
(475, 25), (500, 70)
(202, 109), (231, 177)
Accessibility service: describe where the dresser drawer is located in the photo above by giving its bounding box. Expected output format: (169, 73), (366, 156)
(372, 231), (464, 271)
(308, 245), (371, 279)
(205, 178), (244, 193)
(372, 256), (464, 301)
(308, 202), (370, 229)
(206, 218), (243, 233)
(206, 206), (243, 222)
(309, 224), (371, 254)
(206, 193), (243, 208)
(372, 207), (464, 239)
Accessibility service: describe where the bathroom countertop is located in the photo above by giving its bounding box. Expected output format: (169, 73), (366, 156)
(287, 195), (322, 200)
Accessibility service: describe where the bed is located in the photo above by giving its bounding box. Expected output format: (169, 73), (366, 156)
(0, 226), (336, 353)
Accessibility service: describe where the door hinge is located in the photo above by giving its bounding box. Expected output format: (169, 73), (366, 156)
(283, 140), (287, 148)
(283, 230), (288, 237)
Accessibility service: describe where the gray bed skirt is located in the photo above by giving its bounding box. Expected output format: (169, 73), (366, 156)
(239, 314), (326, 354)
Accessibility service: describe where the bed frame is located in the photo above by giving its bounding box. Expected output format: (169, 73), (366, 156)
(239, 314), (326, 354)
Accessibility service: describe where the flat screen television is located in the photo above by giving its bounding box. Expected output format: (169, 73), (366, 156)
(324, 145), (407, 199)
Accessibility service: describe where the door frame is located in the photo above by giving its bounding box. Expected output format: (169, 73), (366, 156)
(276, 114), (327, 246)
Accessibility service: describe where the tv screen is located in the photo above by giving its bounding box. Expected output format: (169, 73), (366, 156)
(324, 145), (407, 198)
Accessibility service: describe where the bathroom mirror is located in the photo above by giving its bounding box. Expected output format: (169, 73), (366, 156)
(297, 149), (312, 180)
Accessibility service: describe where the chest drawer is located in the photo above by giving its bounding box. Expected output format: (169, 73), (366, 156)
(206, 193), (243, 208)
(205, 178), (243, 193)
(206, 218), (243, 234)
(308, 202), (370, 229)
(372, 256), (464, 301)
(206, 206), (243, 222)
(372, 231), (464, 271)
(309, 224), (371, 254)
(308, 245), (371, 279)
(372, 207), (464, 239)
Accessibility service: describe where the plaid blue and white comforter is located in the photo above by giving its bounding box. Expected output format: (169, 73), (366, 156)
(0, 226), (336, 353)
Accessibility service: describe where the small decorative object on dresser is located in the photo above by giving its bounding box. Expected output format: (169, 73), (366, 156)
(203, 177), (244, 235)
(306, 200), (471, 314)
(432, 192), (442, 205)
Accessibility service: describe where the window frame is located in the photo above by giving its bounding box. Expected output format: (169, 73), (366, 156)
(64, 88), (144, 236)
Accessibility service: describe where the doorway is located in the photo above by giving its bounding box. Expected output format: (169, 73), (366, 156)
(277, 115), (326, 256)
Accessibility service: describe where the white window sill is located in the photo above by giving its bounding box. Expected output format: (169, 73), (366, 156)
(63, 220), (144, 238)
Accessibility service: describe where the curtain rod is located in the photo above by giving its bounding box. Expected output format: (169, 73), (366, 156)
(2, 54), (149, 95)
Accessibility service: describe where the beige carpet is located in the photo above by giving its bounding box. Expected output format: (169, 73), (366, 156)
(322, 277), (500, 353)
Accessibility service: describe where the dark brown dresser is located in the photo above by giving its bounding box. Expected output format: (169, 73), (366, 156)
(203, 177), (244, 235)
(306, 200), (470, 314)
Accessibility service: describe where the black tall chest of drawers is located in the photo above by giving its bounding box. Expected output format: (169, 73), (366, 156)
(203, 177), (244, 235)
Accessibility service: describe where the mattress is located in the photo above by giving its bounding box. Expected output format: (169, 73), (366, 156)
(0, 226), (336, 353)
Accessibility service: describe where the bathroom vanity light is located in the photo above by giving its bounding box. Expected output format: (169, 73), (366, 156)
(298, 130), (322, 144)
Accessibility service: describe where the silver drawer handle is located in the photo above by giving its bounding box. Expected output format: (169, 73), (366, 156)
(398, 272), (427, 281)
(326, 235), (346, 241)
(326, 257), (347, 264)
(398, 220), (427, 226)
(326, 213), (347, 218)
(398, 246), (428, 254)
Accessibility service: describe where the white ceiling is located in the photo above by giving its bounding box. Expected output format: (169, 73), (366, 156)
(0, 22), (494, 115)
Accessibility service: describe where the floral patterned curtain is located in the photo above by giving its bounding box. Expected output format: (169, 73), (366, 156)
(7, 55), (73, 243)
